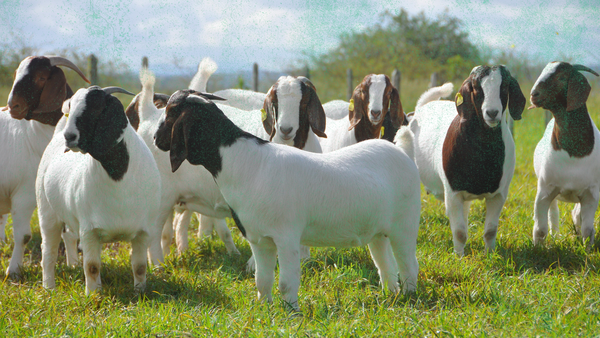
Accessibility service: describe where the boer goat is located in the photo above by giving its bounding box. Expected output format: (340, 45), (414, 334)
(319, 74), (403, 152)
(529, 62), (600, 250)
(0, 56), (89, 276)
(37, 86), (163, 294)
(407, 65), (526, 255)
(154, 90), (420, 311)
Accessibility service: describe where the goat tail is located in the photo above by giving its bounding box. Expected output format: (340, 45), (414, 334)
(139, 67), (157, 119)
(189, 57), (218, 92)
(394, 125), (415, 160)
(415, 82), (454, 109)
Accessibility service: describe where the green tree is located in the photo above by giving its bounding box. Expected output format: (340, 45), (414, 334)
(306, 9), (485, 102)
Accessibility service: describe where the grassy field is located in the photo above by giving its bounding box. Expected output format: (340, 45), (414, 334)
(1, 79), (600, 337)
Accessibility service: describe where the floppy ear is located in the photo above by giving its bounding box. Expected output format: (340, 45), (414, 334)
(455, 78), (476, 119)
(566, 70), (591, 111)
(169, 112), (189, 172)
(504, 70), (526, 121)
(124, 95), (141, 131)
(348, 81), (368, 130)
(31, 66), (67, 114)
(305, 85), (327, 138)
(388, 85), (404, 128)
(262, 86), (278, 140)
(91, 95), (129, 156)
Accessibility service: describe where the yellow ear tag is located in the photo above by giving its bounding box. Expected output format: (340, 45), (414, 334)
(261, 108), (267, 122)
(64, 113), (69, 118)
(380, 126), (385, 138)
(348, 99), (354, 112)
(455, 92), (463, 107)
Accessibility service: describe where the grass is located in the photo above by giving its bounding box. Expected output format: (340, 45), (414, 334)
(1, 79), (600, 336)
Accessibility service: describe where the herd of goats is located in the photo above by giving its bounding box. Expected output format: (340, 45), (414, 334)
(0, 55), (598, 310)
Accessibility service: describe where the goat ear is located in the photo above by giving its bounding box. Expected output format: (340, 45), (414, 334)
(456, 78), (475, 118)
(169, 111), (189, 172)
(499, 68), (526, 121)
(91, 95), (129, 156)
(348, 83), (367, 131)
(124, 94), (141, 131)
(566, 70), (591, 111)
(31, 66), (67, 114)
(305, 86), (327, 138)
(388, 86), (404, 128)
(262, 86), (277, 140)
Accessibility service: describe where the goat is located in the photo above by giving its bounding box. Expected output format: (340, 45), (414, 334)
(529, 62), (600, 250)
(319, 74), (403, 152)
(0, 56), (89, 276)
(36, 86), (163, 294)
(154, 89), (420, 310)
(407, 65), (526, 255)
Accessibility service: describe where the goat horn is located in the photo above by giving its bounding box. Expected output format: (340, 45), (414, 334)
(572, 65), (600, 77)
(102, 87), (135, 96)
(46, 56), (91, 84)
(188, 90), (226, 101)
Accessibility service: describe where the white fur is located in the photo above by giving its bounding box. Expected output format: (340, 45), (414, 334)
(36, 88), (163, 294)
(415, 82), (454, 109)
(323, 100), (351, 120)
(213, 89), (266, 111)
(408, 80), (515, 255)
(188, 57), (218, 93)
(480, 69), (504, 127)
(211, 134), (421, 310)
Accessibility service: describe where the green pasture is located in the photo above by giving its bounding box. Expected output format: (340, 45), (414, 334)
(1, 80), (600, 337)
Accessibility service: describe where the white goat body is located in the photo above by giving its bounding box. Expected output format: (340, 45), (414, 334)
(155, 92), (421, 310)
(37, 86), (162, 293)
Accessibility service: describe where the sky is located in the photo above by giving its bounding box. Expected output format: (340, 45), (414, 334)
(0, 0), (598, 75)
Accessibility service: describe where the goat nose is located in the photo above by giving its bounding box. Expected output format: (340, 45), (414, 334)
(371, 110), (381, 118)
(64, 132), (77, 144)
(280, 126), (293, 135)
(531, 91), (540, 98)
(487, 110), (499, 119)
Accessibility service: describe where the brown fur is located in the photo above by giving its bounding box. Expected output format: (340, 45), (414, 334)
(348, 74), (404, 142)
(125, 93), (170, 131)
(442, 65), (525, 194)
(530, 62), (598, 157)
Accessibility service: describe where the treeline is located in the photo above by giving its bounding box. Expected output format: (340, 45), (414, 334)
(302, 9), (551, 102)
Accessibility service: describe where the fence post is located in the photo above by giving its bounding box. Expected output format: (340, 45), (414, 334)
(545, 110), (552, 126)
(88, 54), (98, 86)
(142, 56), (149, 69)
(429, 72), (438, 88)
(305, 65), (310, 80)
(391, 69), (401, 93)
(252, 63), (259, 92)
(347, 68), (353, 101)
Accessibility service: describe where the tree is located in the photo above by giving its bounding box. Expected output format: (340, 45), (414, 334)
(306, 9), (485, 102)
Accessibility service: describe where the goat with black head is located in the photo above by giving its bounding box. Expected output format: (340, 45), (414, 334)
(37, 86), (163, 294)
(407, 65), (526, 255)
(529, 62), (600, 250)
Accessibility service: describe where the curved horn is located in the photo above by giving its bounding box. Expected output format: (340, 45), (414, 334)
(188, 90), (227, 101)
(573, 64), (600, 77)
(186, 94), (211, 105)
(46, 56), (91, 84)
(102, 87), (135, 96)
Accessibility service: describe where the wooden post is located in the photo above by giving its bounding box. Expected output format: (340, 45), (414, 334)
(545, 110), (552, 126)
(429, 72), (438, 88)
(87, 54), (98, 86)
(142, 56), (149, 69)
(252, 63), (259, 92)
(304, 65), (310, 80)
(391, 69), (400, 93)
(347, 68), (353, 101)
